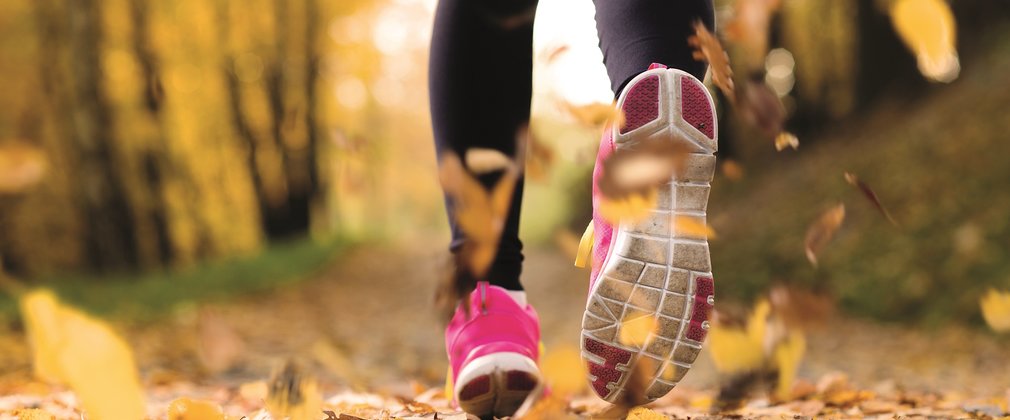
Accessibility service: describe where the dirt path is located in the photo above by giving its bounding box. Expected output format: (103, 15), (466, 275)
(2, 242), (1008, 418)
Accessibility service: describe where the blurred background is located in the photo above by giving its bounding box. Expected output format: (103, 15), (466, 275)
(1, 0), (1010, 413)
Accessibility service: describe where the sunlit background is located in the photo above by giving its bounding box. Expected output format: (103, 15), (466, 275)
(1, 0), (1010, 417)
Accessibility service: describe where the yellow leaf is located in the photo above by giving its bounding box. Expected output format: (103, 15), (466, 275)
(573, 223), (594, 268)
(13, 409), (55, 420)
(627, 406), (667, 420)
(599, 190), (658, 224)
(168, 397), (225, 420)
(980, 289), (1010, 332)
(772, 331), (806, 401)
(708, 300), (772, 374)
(540, 345), (586, 396)
(774, 132), (799, 151)
(672, 215), (717, 239)
(891, 0), (960, 82)
(266, 361), (323, 420)
(20, 290), (146, 420)
(619, 314), (658, 347)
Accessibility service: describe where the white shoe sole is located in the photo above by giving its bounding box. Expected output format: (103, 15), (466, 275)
(454, 352), (541, 417)
(581, 67), (718, 403)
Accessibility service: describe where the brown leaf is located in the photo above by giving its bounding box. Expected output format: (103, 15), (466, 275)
(721, 159), (745, 182)
(544, 44), (570, 63)
(737, 77), (787, 138)
(724, 0), (783, 68)
(0, 141), (47, 194)
(688, 20), (735, 100)
(596, 138), (691, 200)
(559, 101), (625, 130)
(523, 129), (556, 182)
(768, 286), (834, 330)
(804, 204), (846, 267)
(844, 172), (897, 226)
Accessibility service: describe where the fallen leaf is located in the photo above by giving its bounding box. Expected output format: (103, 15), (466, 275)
(804, 204), (846, 267)
(168, 397), (225, 420)
(891, 0), (960, 82)
(12, 409), (55, 420)
(266, 361), (323, 420)
(688, 20), (735, 100)
(980, 289), (1010, 332)
(626, 406), (667, 420)
(844, 172), (897, 226)
(196, 308), (245, 375)
(774, 132), (799, 151)
(20, 289), (146, 420)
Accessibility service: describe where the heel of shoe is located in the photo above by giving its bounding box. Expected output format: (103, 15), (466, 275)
(455, 352), (540, 417)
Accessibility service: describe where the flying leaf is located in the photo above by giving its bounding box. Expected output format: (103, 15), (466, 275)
(688, 21), (735, 100)
(774, 132), (799, 151)
(544, 44), (570, 63)
(438, 152), (517, 277)
(804, 204), (846, 267)
(266, 361), (323, 420)
(737, 77), (787, 139)
(708, 305), (767, 374)
(559, 101), (625, 130)
(768, 286), (834, 330)
(598, 190), (658, 225)
(0, 141), (48, 194)
(521, 127), (556, 183)
(619, 314), (657, 347)
(596, 139), (691, 201)
(20, 290), (146, 420)
(891, 0), (960, 82)
(721, 159), (745, 182)
(980, 289), (1010, 332)
(844, 172), (897, 226)
(168, 397), (225, 420)
(465, 148), (513, 175)
(539, 345), (586, 396)
(672, 215), (717, 239)
(772, 331), (806, 401)
(724, 0), (784, 70)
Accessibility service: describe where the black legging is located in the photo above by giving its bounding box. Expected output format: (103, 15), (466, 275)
(430, 0), (715, 290)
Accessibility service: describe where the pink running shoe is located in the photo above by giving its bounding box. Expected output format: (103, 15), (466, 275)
(575, 64), (718, 403)
(445, 282), (542, 417)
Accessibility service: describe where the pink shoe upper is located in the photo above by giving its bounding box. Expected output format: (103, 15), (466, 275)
(589, 63), (670, 292)
(445, 282), (541, 384)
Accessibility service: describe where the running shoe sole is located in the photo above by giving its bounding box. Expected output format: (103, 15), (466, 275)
(455, 352), (541, 417)
(581, 67), (718, 403)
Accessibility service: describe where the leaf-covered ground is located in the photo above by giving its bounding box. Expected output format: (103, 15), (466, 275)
(1, 245), (1008, 419)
